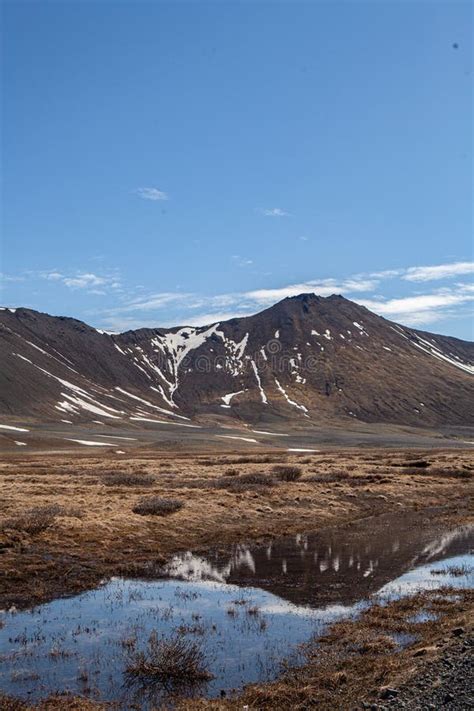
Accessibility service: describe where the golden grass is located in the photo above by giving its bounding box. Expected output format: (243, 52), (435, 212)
(0, 448), (472, 610)
(0, 447), (472, 710)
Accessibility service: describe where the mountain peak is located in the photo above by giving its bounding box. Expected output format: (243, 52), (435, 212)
(0, 297), (472, 428)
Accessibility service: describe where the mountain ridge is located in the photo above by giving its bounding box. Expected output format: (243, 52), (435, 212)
(1, 294), (473, 428)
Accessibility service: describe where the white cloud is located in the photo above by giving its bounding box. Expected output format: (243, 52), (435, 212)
(111, 292), (191, 313)
(63, 273), (107, 289)
(135, 187), (169, 201)
(38, 269), (121, 293)
(41, 271), (64, 281)
(403, 261), (474, 282)
(99, 316), (167, 332)
(232, 255), (254, 267)
(260, 208), (289, 217)
(173, 310), (257, 327)
(244, 277), (379, 305)
(8, 259), (474, 333)
(359, 288), (474, 326)
(0, 273), (25, 283)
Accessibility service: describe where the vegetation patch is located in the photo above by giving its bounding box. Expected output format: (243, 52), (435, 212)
(272, 465), (303, 482)
(305, 471), (350, 483)
(393, 459), (430, 468)
(126, 632), (213, 682)
(102, 471), (156, 487)
(132, 497), (184, 516)
(431, 564), (473, 577)
(214, 472), (276, 491)
(0, 504), (78, 535)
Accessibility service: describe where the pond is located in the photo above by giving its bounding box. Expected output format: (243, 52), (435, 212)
(0, 513), (472, 709)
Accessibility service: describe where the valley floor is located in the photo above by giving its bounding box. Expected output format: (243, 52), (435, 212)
(0, 447), (472, 709)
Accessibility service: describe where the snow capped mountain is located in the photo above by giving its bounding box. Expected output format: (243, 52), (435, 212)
(0, 294), (472, 427)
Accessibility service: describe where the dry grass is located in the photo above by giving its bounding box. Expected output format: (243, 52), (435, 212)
(0, 504), (81, 535)
(271, 465), (303, 481)
(126, 631), (213, 682)
(392, 459), (430, 468)
(132, 496), (183, 516)
(305, 471), (351, 483)
(0, 444), (472, 710)
(431, 563), (473, 577)
(0, 446), (472, 612)
(214, 472), (276, 491)
(102, 471), (156, 487)
(182, 588), (474, 710)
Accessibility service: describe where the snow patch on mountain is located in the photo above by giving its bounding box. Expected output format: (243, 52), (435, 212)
(274, 378), (308, 414)
(251, 360), (268, 404)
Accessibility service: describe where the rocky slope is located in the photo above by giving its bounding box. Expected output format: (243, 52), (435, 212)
(0, 294), (473, 427)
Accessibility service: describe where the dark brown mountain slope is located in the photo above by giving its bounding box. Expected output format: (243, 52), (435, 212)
(0, 294), (472, 427)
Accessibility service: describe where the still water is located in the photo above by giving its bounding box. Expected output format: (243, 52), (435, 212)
(0, 513), (472, 708)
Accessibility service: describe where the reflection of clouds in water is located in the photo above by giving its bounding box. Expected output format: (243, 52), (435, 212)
(164, 523), (474, 597)
(295, 534), (308, 550)
(164, 544), (256, 582)
(363, 561), (374, 578)
(420, 526), (473, 561)
(0, 543), (472, 709)
(164, 552), (231, 583)
(232, 545), (256, 574)
(377, 552), (473, 599)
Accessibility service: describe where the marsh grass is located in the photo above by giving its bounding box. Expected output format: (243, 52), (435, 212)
(271, 465), (302, 482)
(132, 497), (184, 516)
(401, 467), (472, 479)
(305, 471), (350, 483)
(214, 472), (276, 491)
(0, 504), (80, 535)
(0, 695), (29, 711)
(431, 564), (473, 577)
(126, 632), (213, 682)
(102, 471), (156, 487)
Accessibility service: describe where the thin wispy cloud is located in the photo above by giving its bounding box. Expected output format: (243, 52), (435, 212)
(232, 255), (254, 267)
(360, 287), (474, 327)
(5, 260), (473, 333)
(244, 277), (378, 305)
(0, 273), (25, 283)
(103, 260), (472, 330)
(260, 208), (289, 217)
(403, 261), (474, 282)
(135, 187), (169, 201)
(38, 270), (121, 293)
(116, 292), (191, 312)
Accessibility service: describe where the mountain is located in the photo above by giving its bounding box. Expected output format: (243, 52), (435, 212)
(0, 294), (473, 428)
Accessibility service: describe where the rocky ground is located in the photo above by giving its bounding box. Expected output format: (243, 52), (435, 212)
(380, 630), (473, 711)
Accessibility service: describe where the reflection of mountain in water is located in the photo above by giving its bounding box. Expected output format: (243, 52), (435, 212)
(164, 513), (474, 607)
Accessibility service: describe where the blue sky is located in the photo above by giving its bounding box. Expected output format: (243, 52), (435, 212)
(1, 1), (472, 338)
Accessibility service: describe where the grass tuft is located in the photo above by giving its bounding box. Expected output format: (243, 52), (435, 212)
(126, 632), (213, 682)
(271, 465), (303, 482)
(0, 504), (74, 535)
(132, 497), (183, 516)
(214, 472), (276, 491)
(102, 471), (156, 487)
